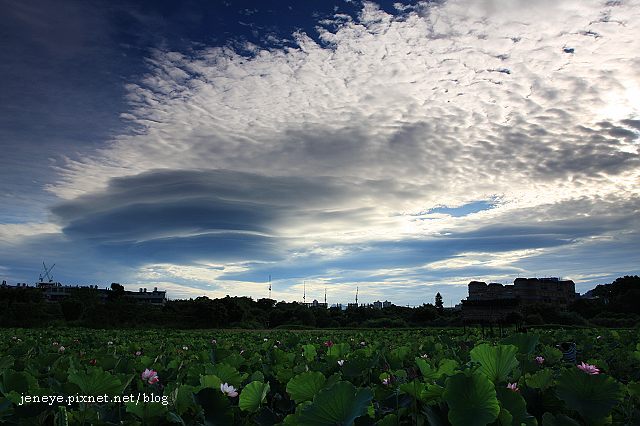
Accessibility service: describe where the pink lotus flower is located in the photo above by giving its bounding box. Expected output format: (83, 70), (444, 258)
(382, 377), (392, 386)
(52, 342), (59, 346)
(596, 335), (602, 340)
(535, 356), (544, 365)
(141, 369), (159, 384)
(337, 360), (345, 366)
(58, 346), (65, 353)
(220, 383), (238, 397)
(324, 340), (334, 347)
(107, 341), (113, 345)
(182, 346), (188, 351)
(420, 354), (429, 359)
(577, 362), (600, 375)
(506, 382), (519, 392)
(360, 341), (366, 346)
(211, 339), (217, 345)
(135, 350), (142, 356)
(89, 359), (97, 366)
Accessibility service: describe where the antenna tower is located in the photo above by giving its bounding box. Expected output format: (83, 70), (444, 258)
(324, 287), (327, 305)
(356, 286), (359, 305)
(303, 281), (306, 304)
(268, 275), (271, 299)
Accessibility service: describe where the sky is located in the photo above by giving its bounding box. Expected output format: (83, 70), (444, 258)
(0, 0), (639, 306)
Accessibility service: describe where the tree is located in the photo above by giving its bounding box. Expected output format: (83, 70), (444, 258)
(435, 292), (444, 313)
(108, 282), (125, 301)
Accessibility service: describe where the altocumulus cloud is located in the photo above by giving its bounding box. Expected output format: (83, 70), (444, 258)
(3, 0), (640, 303)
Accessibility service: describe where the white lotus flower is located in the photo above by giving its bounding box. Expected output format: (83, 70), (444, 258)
(220, 383), (238, 397)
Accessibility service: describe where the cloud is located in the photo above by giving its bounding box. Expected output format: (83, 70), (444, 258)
(3, 0), (640, 304)
(50, 169), (378, 262)
(48, 1), (639, 211)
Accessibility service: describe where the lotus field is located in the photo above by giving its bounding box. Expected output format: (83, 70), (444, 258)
(1, 328), (639, 425)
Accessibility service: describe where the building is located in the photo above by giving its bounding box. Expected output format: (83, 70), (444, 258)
(2, 281), (167, 305)
(462, 277), (577, 322)
(372, 300), (393, 309)
(309, 299), (328, 309)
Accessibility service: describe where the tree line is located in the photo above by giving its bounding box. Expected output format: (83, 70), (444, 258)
(0, 276), (638, 329)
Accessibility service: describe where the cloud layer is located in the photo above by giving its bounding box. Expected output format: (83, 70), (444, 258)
(2, 0), (639, 304)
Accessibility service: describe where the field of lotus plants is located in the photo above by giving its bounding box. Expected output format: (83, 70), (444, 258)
(1, 327), (639, 425)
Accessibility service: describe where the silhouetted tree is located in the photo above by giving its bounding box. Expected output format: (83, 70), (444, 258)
(435, 292), (444, 313)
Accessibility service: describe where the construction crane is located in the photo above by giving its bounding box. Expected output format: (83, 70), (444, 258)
(39, 262), (56, 283)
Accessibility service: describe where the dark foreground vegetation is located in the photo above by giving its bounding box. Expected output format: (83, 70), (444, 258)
(0, 276), (638, 329)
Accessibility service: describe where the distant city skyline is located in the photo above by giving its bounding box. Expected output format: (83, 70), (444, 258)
(1, 0), (639, 306)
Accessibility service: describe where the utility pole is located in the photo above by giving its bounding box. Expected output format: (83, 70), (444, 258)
(268, 275), (271, 300)
(356, 286), (359, 305)
(303, 281), (306, 304)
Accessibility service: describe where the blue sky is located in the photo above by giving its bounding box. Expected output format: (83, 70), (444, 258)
(1, 0), (639, 305)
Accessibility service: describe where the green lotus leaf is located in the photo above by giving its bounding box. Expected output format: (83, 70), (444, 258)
(199, 374), (221, 390)
(442, 371), (500, 426)
(555, 369), (623, 421)
(194, 387), (233, 425)
(282, 413), (299, 425)
(250, 371), (265, 383)
(437, 359), (459, 378)
(328, 343), (351, 359)
(95, 355), (119, 371)
(173, 384), (198, 416)
(422, 402), (449, 426)
(1, 371), (35, 395)
(254, 407), (279, 425)
(416, 358), (437, 381)
(298, 381), (373, 426)
(275, 366), (295, 385)
(209, 363), (244, 388)
(239, 381), (270, 412)
(376, 413), (399, 425)
(496, 386), (536, 426)
(470, 344), (519, 383)
(541, 346), (563, 365)
(501, 334), (539, 355)
(0, 356), (14, 372)
(125, 400), (168, 420)
(541, 412), (581, 426)
(342, 353), (374, 377)
(388, 346), (411, 369)
(219, 353), (245, 369)
(497, 408), (513, 426)
(627, 381), (640, 397)
(286, 371), (326, 403)
(399, 380), (425, 399)
(302, 344), (317, 362)
(525, 368), (554, 390)
(68, 368), (122, 396)
(420, 384), (445, 402)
